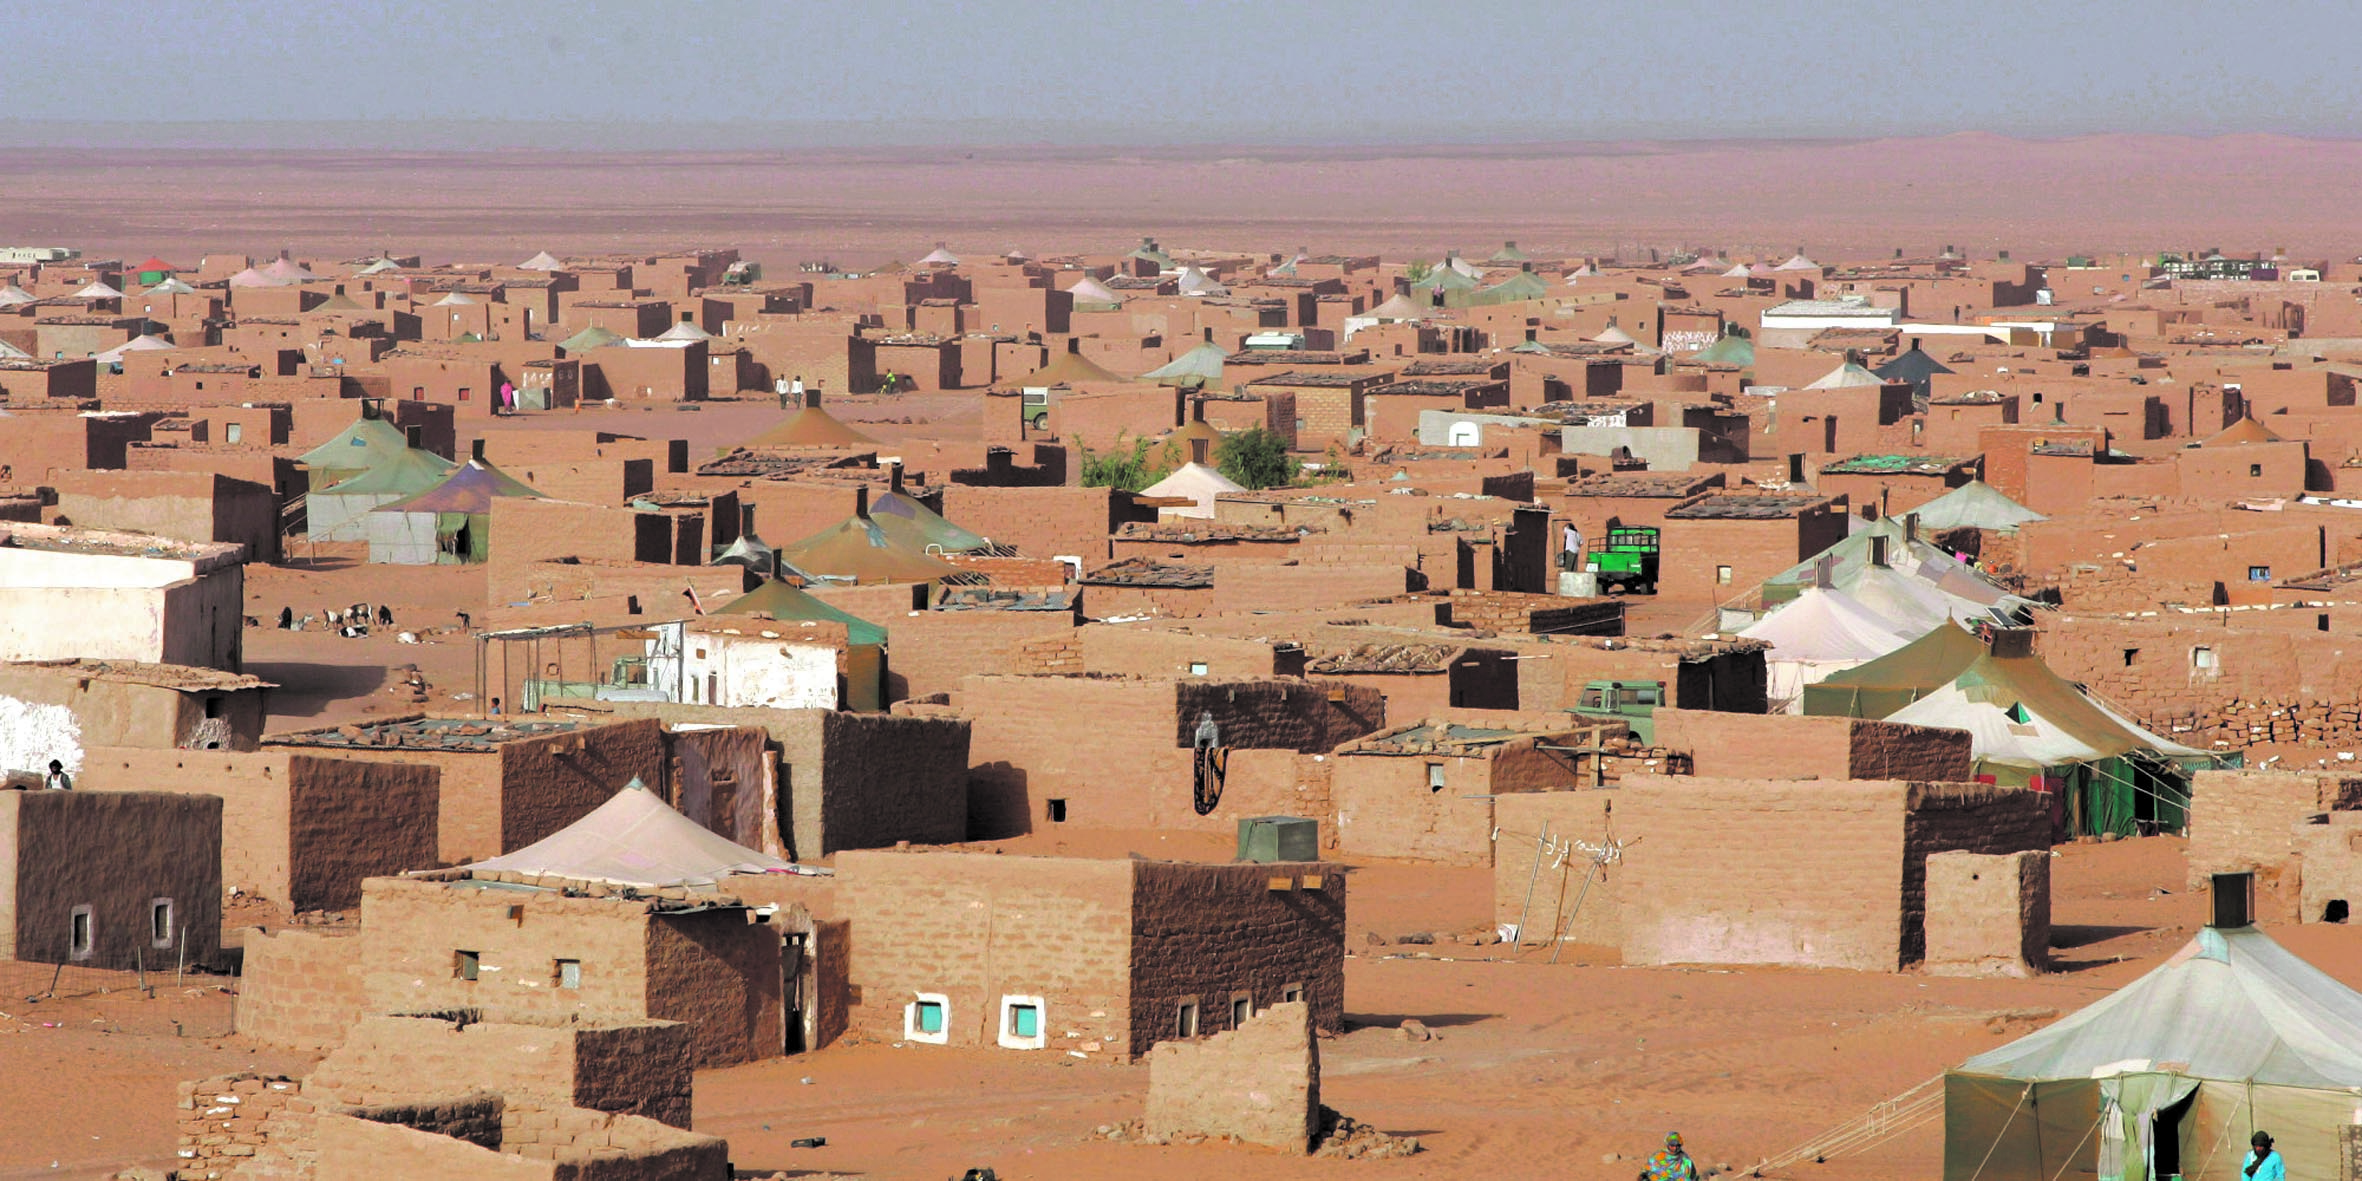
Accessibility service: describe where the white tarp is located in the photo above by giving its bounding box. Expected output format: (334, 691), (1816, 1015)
(465, 780), (793, 887)
(1740, 587), (1919, 712)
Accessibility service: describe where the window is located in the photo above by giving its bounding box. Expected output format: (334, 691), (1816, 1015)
(556, 959), (581, 989)
(2250, 464), (2264, 478)
(1281, 983), (1304, 1004)
(458, 388), (471, 401)
(455, 950), (480, 981)
(1426, 763), (1447, 792)
(1046, 799), (1067, 823)
(224, 423), (242, 444)
(2122, 648), (2139, 667)
(904, 993), (950, 1044)
(2005, 702), (2031, 724)
(1189, 661), (1209, 676)
(69, 906), (93, 961)
(150, 899), (174, 949)
(1715, 565), (1733, 586)
(997, 995), (1046, 1050)
(204, 695), (224, 719)
(2249, 566), (2272, 582)
(1231, 995), (1253, 1027)
(2193, 646), (2219, 673)
(1175, 1000), (1200, 1038)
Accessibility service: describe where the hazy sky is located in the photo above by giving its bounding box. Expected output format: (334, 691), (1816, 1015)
(3, 1), (2353, 145)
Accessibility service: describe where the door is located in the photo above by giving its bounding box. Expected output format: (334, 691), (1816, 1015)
(783, 932), (810, 1055)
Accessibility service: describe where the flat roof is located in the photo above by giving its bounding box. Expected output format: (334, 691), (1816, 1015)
(2, 658), (272, 691)
(269, 716), (593, 752)
(1665, 493), (1836, 520)
(1818, 454), (1974, 476)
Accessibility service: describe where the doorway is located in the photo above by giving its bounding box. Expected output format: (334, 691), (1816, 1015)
(783, 931), (810, 1055)
(2149, 1088), (2194, 1180)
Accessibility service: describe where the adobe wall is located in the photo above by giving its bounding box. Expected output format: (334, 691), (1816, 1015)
(1083, 580), (1216, 620)
(1924, 850), (2049, 977)
(1144, 1000), (1319, 1153)
(306, 1012), (696, 1129)
(838, 850), (1137, 1053)
(2036, 614), (2362, 749)
(942, 485), (1135, 564)
(2, 789), (221, 970)
(1652, 711), (1972, 782)
(643, 908), (784, 1068)
(235, 927), (368, 1051)
(788, 709), (970, 857)
(888, 609), (1077, 700)
(84, 748), (438, 911)
(1895, 783), (2057, 966)
(2293, 813), (2362, 925)
(1331, 752), (1498, 865)
(498, 718), (668, 852)
(299, 747), (500, 864)
(2187, 769), (2359, 892)
(1185, 749), (1332, 840)
(1078, 625), (1285, 679)
(312, 1107), (554, 1181)
(177, 1074), (313, 1181)
(1128, 861), (1345, 1058)
(1491, 791), (1622, 948)
(1208, 561), (1413, 615)
(0, 667), (265, 780)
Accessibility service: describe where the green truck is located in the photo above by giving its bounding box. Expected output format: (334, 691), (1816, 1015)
(1570, 679), (1663, 744)
(1586, 526), (1660, 595)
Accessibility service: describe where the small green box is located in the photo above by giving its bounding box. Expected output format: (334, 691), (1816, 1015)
(1237, 815), (1318, 863)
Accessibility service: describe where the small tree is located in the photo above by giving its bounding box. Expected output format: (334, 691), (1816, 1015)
(1216, 426), (1297, 490)
(1405, 259), (1435, 283)
(1079, 434), (1166, 492)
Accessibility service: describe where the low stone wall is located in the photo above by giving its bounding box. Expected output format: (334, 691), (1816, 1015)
(1144, 1001), (1318, 1152)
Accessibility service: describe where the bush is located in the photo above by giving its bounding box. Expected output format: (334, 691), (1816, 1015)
(1216, 426), (1296, 490)
(1079, 434), (1167, 492)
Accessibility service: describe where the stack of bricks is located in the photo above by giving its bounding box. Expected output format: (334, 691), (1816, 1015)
(1012, 630), (1083, 674)
(175, 1073), (308, 1180)
(1437, 589), (1623, 637)
(2182, 698), (2362, 751)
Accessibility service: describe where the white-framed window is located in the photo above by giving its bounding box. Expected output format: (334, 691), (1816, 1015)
(997, 994), (1046, 1050)
(69, 905), (94, 961)
(904, 993), (950, 1045)
(150, 898), (175, 949)
(1281, 983), (1305, 1005)
(1230, 992), (1253, 1028)
(1716, 565), (1733, 585)
(1175, 999), (1200, 1038)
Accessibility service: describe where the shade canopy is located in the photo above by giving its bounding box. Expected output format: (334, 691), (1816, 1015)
(464, 779), (793, 887)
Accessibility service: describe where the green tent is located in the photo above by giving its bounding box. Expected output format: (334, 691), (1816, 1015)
(1800, 620), (1987, 720)
(308, 444), (457, 541)
(300, 417), (413, 485)
(778, 514), (965, 585)
(1946, 925), (2362, 1181)
(1140, 341), (1227, 389)
(868, 489), (994, 555)
(715, 579), (888, 646)
(1686, 332), (1756, 367)
(365, 460), (543, 565)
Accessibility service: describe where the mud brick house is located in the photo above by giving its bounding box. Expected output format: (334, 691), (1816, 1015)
(1812, 454), (1978, 518)
(1303, 641), (1521, 714)
(0, 524), (246, 671)
(1493, 776), (2051, 971)
(0, 788), (221, 971)
(46, 468), (281, 562)
(1330, 718), (1618, 864)
(1362, 377), (1512, 442)
(2185, 768), (2362, 920)
(1657, 492), (1849, 604)
(939, 485), (1156, 566)
(265, 716), (666, 864)
(0, 658), (270, 777)
(1245, 370), (1394, 452)
(885, 600), (1079, 699)
(839, 850), (1344, 1059)
(1081, 557), (1217, 619)
(957, 674), (1385, 837)
(1109, 520), (1313, 564)
(1555, 471), (1727, 544)
(1073, 623), (1307, 679)
(80, 748), (437, 913)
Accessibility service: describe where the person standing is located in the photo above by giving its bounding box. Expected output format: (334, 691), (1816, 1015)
(2246, 1131), (2285, 1180)
(43, 759), (71, 791)
(1562, 521), (1586, 572)
(1642, 1132), (1697, 1181)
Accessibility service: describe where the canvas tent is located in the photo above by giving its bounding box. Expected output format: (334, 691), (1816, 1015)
(1910, 480), (2048, 534)
(464, 779), (793, 887)
(777, 512), (966, 585)
(1945, 925), (2362, 1181)
(304, 424), (456, 540)
(716, 579), (888, 646)
(1140, 460), (1245, 520)
(365, 459), (542, 564)
(1140, 341), (1227, 388)
(867, 486), (997, 555)
(1738, 585), (1919, 712)
(750, 395), (877, 448)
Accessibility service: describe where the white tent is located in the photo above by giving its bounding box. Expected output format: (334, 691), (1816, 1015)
(1067, 274), (1123, 306)
(1947, 926), (2362, 1181)
(1777, 253), (1820, 271)
(1910, 479), (2048, 534)
(1140, 461), (1245, 519)
(1176, 266), (1228, 297)
(653, 320), (714, 342)
(142, 276), (198, 296)
(517, 250), (565, 271)
(74, 280), (123, 299)
(1805, 361), (1885, 388)
(464, 779), (793, 887)
(0, 285), (32, 307)
(95, 335), (175, 364)
(432, 291), (477, 306)
(0, 339), (29, 360)
(917, 244), (961, 266)
(1740, 586), (1920, 712)
(227, 266), (283, 288)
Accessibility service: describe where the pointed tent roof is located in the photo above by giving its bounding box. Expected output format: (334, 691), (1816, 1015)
(74, 280), (123, 299)
(432, 291), (477, 306)
(1475, 272), (1550, 303)
(1422, 265), (1480, 292)
(715, 579), (888, 645)
(374, 459), (543, 514)
(1592, 323), (1638, 346)
(1957, 925), (2362, 1088)
(1176, 266), (1228, 297)
(1066, 274), (1123, 307)
(1721, 262), (1751, 278)
(1687, 332), (1755, 367)
(778, 514), (965, 584)
(654, 320), (713, 342)
(1140, 461), (1245, 517)
(558, 324), (626, 353)
(1804, 361), (1886, 389)
(464, 779), (794, 887)
(1488, 241), (1530, 263)
(1566, 263), (1598, 278)
(517, 250), (566, 271)
(136, 256), (177, 273)
(263, 256), (318, 283)
(2205, 416), (2282, 446)
(312, 291), (367, 313)
(1012, 348), (1127, 388)
(94, 335), (175, 364)
(0, 285), (33, 307)
(318, 445), (459, 495)
(869, 488), (993, 555)
(0, 339), (30, 360)
(1874, 343), (1955, 386)
(1776, 253), (1820, 271)
(917, 244), (961, 266)
(1884, 645), (2203, 767)
(356, 257), (403, 275)
(228, 266), (283, 288)
(1362, 291), (1428, 321)
(750, 402), (878, 448)
(1799, 620), (1990, 718)
(1739, 585), (1919, 665)
(301, 416), (419, 471)
(1907, 480), (2047, 534)
(1128, 238), (1175, 268)
(1141, 341), (1228, 387)
(142, 276), (198, 296)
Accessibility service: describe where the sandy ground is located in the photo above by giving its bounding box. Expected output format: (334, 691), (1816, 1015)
(12, 135), (2362, 268)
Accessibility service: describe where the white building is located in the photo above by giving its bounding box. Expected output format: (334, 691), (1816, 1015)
(0, 525), (246, 671)
(1758, 297), (1902, 348)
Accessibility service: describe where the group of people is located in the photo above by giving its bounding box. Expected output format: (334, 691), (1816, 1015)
(1621, 1128), (2286, 1179)
(276, 602), (393, 638)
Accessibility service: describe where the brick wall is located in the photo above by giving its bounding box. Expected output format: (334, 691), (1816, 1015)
(2187, 769), (2359, 890)
(1144, 1001), (1318, 1152)
(2037, 615), (2362, 750)
(303, 1012), (695, 1129)
(1209, 561), (1414, 615)
(1652, 712), (1972, 782)
(237, 928), (367, 1051)
(498, 718), (669, 853)
(783, 710), (970, 857)
(3, 790), (222, 971)
(644, 909), (783, 1068)
(1897, 783), (2058, 966)
(941, 485), (1138, 564)
(1128, 861), (1346, 1058)
(178, 1073), (310, 1179)
(889, 610), (1078, 700)
(1924, 850), (2049, 977)
(1491, 791), (1621, 947)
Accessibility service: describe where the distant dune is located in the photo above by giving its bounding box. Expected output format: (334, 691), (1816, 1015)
(6, 133), (2359, 265)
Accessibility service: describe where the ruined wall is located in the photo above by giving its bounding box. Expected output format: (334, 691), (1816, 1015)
(177, 1074), (311, 1181)
(305, 1012), (696, 1130)
(1653, 711), (1973, 782)
(1144, 1001), (1319, 1153)
(2, 789), (221, 970)
(1924, 850), (2050, 977)
(838, 850), (1136, 1054)
(311, 1106), (553, 1181)
(236, 928), (368, 1051)
(1128, 861), (1345, 1059)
